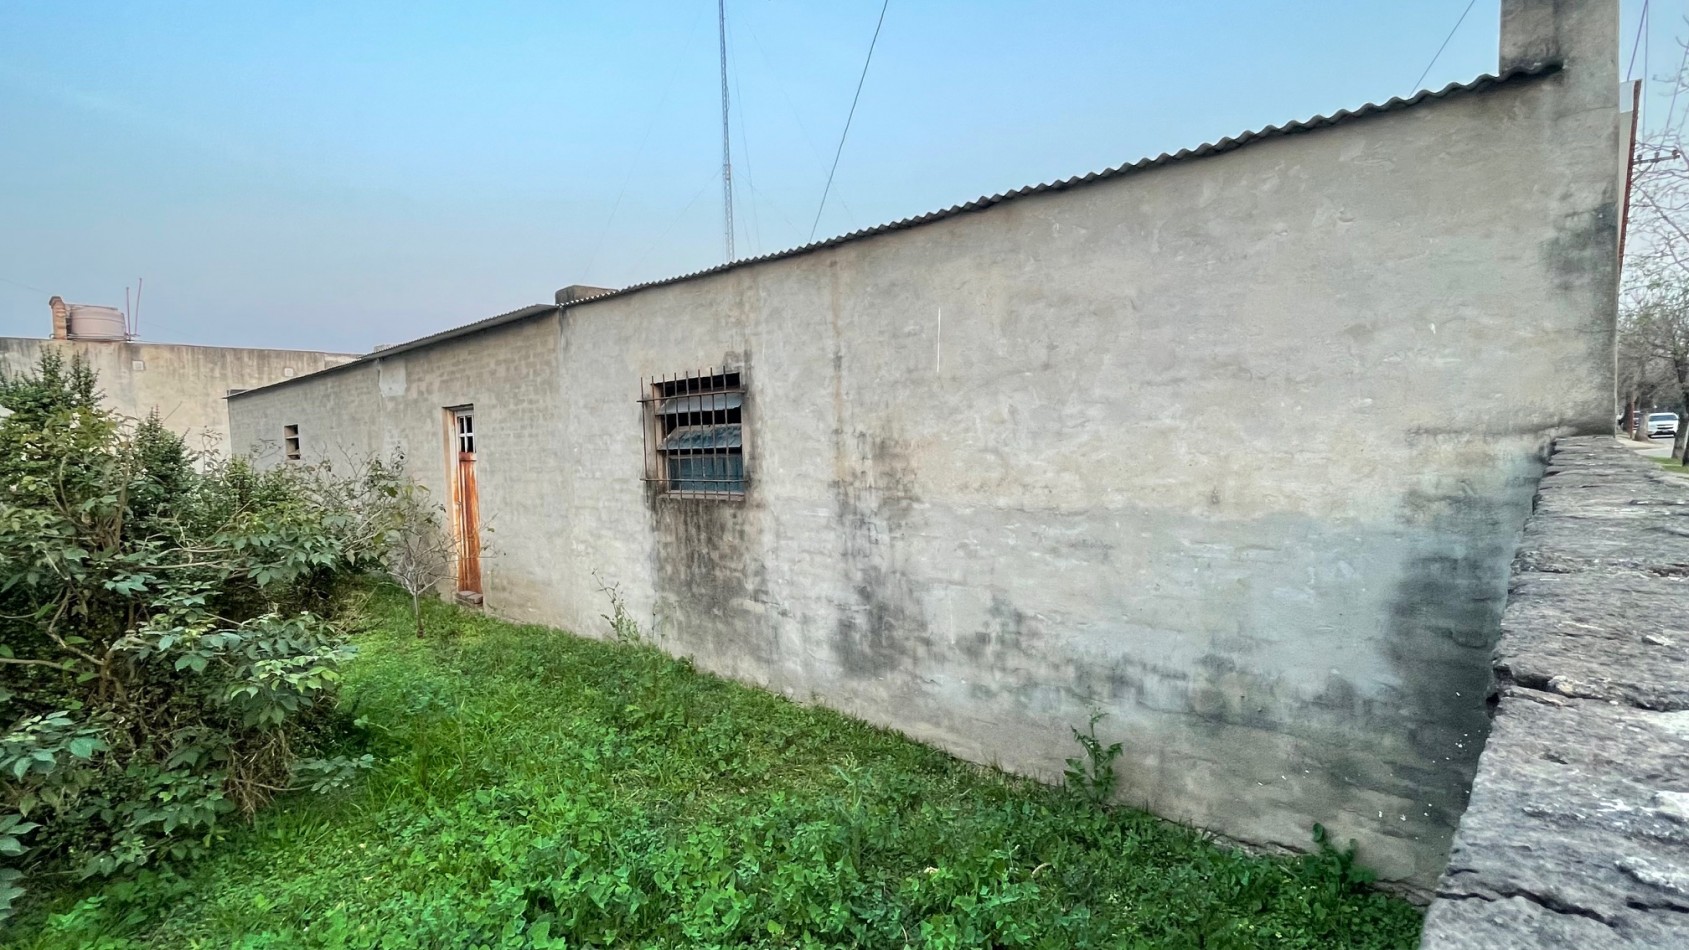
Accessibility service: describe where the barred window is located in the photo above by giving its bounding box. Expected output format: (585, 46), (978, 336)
(640, 370), (745, 497)
(283, 424), (301, 462)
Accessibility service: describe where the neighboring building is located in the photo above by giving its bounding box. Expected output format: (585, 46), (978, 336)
(0, 297), (357, 457)
(228, 0), (1621, 888)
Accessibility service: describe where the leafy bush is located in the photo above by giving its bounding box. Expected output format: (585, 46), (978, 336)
(0, 353), (388, 916)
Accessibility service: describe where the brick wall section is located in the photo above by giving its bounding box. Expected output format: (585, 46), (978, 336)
(1420, 437), (1689, 948)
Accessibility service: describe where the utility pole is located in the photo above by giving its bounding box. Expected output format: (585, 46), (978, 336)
(718, 0), (735, 262)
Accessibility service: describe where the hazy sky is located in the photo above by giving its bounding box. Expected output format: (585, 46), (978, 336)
(0, 1), (1670, 352)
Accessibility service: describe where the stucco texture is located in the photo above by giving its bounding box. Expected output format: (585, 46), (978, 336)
(0, 337), (355, 458)
(227, 48), (1619, 886)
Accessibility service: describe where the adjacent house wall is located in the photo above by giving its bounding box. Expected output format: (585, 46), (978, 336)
(0, 337), (356, 457)
(227, 1), (1619, 887)
(227, 314), (568, 613)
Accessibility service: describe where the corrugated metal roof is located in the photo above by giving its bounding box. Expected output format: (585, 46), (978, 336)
(559, 65), (1559, 310)
(227, 303), (559, 398)
(229, 64), (1558, 401)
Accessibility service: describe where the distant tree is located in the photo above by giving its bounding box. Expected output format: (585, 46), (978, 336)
(1621, 269), (1689, 462)
(1619, 30), (1689, 458)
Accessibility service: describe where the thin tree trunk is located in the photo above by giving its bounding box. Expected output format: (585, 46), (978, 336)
(1678, 393), (1689, 464)
(412, 589), (425, 638)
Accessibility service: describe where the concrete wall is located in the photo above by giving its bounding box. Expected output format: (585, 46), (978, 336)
(226, 2), (1620, 889)
(0, 337), (356, 458)
(227, 314), (568, 613)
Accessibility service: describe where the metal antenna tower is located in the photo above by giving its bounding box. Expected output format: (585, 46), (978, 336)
(718, 0), (735, 262)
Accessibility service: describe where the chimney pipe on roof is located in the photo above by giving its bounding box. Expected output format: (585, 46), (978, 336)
(1500, 0), (1617, 107)
(555, 284), (615, 306)
(48, 296), (69, 340)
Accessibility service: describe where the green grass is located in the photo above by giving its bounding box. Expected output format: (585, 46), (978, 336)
(10, 587), (1422, 949)
(1646, 453), (1688, 471)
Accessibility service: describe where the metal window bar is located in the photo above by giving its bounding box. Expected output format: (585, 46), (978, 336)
(638, 368), (745, 497)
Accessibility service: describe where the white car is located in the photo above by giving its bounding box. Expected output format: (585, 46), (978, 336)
(1648, 412), (1679, 438)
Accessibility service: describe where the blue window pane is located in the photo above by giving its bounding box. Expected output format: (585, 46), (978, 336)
(667, 452), (744, 493)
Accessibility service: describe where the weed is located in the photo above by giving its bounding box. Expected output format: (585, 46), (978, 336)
(1304, 822), (1379, 895)
(593, 571), (641, 644)
(1064, 710), (1124, 805)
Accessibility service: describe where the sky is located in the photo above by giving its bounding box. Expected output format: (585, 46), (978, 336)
(0, 1), (1676, 352)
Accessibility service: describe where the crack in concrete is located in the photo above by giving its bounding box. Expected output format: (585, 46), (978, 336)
(1434, 886), (1616, 928)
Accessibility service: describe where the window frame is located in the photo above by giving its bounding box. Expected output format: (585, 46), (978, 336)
(639, 369), (747, 500)
(283, 424), (300, 462)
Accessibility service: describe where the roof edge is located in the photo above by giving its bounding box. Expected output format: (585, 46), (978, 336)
(561, 64), (1561, 310)
(230, 63), (1561, 402)
(226, 303), (558, 399)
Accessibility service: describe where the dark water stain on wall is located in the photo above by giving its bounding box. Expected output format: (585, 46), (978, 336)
(830, 431), (932, 678)
(645, 350), (778, 669)
(1379, 468), (1543, 831)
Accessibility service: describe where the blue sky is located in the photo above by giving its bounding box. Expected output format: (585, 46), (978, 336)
(0, 1), (1671, 351)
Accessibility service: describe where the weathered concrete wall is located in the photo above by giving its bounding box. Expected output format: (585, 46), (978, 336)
(1421, 438), (1689, 948)
(226, 3), (1620, 888)
(542, 75), (1615, 889)
(0, 337), (356, 457)
(227, 314), (567, 613)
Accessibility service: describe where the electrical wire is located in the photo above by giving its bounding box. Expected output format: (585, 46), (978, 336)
(1642, 0), (1650, 133)
(729, 16), (762, 256)
(1625, 0), (1650, 82)
(1410, 0), (1478, 94)
(746, 18), (860, 230)
(809, 0), (890, 243)
(581, 3), (708, 284)
(0, 275), (53, 296)
(1663, 34), (1688, 139)
(628, 168), (724, 280)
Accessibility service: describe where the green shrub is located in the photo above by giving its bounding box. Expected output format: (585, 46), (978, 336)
(0, 354), (389, 917)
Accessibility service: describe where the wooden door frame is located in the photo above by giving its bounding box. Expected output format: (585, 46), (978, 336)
(444, 405), (482, 598)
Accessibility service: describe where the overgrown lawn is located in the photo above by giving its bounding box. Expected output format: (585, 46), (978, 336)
(12, 587), (1422, 948)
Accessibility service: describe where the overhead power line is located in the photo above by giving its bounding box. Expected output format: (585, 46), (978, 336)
(0, 275), (54, 296)
(809, 0), (891, 243)
(1664, 35), (1688, 138)
(1410, 0), (1478, 94)
(580, 4), (707, 284)
(745, 18), (861, 231)
(1625, 0), (1650, 83)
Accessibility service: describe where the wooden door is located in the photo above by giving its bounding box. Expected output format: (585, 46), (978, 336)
(450, 407), (482, 596)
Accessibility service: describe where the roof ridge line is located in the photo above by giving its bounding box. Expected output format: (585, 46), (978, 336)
(562, 64), (1560, 309)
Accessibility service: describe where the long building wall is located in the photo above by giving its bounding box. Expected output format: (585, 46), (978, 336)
(228, 1), (1619, 888)
(0, 337), (356, 457)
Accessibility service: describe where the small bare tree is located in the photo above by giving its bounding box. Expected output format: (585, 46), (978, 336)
(380, 480), (458, 637)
